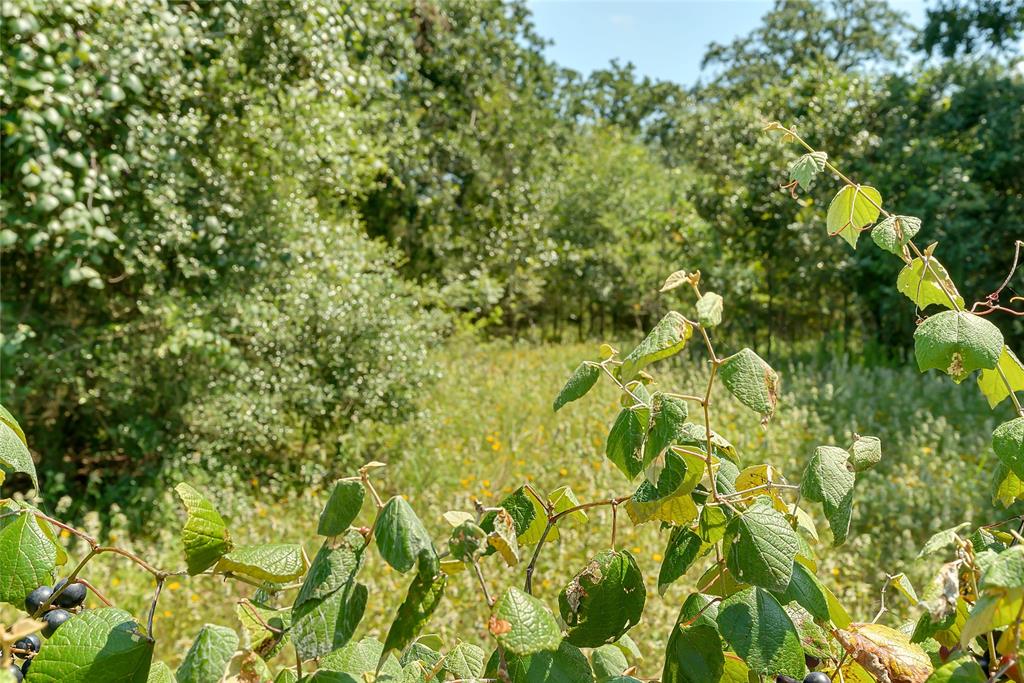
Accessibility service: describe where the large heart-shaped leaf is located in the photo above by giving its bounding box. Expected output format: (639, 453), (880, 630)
(726, 497), (799, 592)
(214, 543), (308, 583)
(717, 587), (805, 679)
(826, 185), (882, 248)
(718, 348), (779, 423)
(914, 311), (1002, 383)
(559, 549), (646, 648)
(26, 608), (154, 682)
(176, 624), (238, 683)
(488, 587), (562, 656)
(620, 312), (692, 380)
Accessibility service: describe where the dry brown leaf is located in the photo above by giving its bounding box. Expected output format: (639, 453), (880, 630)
(834, 623), (933, 683)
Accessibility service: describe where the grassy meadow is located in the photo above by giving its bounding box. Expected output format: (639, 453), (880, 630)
(4, 338), (1013, 666)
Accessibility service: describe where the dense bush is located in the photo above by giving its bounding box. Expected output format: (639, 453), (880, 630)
(0, 0), (444, 500)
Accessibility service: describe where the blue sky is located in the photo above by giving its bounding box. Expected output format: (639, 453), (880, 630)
(526, 1), (930, 84)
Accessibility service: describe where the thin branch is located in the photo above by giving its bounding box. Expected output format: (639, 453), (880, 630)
(524, 496), (630, 594)
(145, 577), (164, 641)
(472, 560), (494, 607)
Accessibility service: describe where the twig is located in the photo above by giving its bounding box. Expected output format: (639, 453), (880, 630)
(145, 577), (164, 640)
(239, 598), (283, 634)
(472, 560), (493, 607)
(523, 495), (631, 594)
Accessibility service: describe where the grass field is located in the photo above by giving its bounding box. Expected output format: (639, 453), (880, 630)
(4, 339), (1015, 669)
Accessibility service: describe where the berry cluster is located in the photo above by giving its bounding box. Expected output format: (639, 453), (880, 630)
(6, 579), (87, 681)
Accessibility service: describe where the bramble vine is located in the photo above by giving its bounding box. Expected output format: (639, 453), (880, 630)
(2, 123), (1023, 683)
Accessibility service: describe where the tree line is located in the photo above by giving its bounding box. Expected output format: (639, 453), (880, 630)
(1, 0), (1021, 497)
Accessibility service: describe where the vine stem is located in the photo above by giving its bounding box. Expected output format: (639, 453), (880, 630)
(145, 578), (164, 640)
(471, 559), (493, 607)
(523, 495), (631, 594)
(238, 598), (283, 634)
(774, 124), (1024, 419)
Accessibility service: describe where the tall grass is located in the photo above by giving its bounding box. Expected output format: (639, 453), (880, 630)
(3, 339), (1013, 665)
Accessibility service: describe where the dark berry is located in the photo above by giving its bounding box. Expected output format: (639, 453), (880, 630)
(20, 659), (30, 676)
(42, 608), (71, 637)
(53, 578), (87, 609)
(6, 663), (24, 681)
(804, 673), (832, 683)
(14, 633), (41, 654)
(24, 585), (53, 614)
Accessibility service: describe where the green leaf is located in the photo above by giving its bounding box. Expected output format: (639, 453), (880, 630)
(992, 461), (1024, 508)
(660, 269), (691, 293)
(0, 404), (27, 446)
(620, 311), (692, 381)
(320, 637), (400, 678)
(978, 346), (1024, 409)
(927, 658), (986, 683)
(214, 543), (307, 583)
(787, 151), (827, 189)
(800, 446), (856, 546)
(292, 531), (368, 660)
(625, 448), (701, 526)
(273, 670), (299, 683)
(553, 362), (602, 412)
(591, 644), (628, 682)
(658, 527), (704, 596)
(915, 311), (1003, 383)
(605, 406), (650, 480)
(826, 184), (882, 248)
(235, 602), (290, 660)
(175, 624), (238, 683)
(917, 523), (971, 558)
(26, 608), (153, 683)
(498, 640), (596, 683)
(871, 215), (921, 255)
(488, 587), (562, 656)
(849, 435), (882, 472)
(699, 504), (730, 546)
(0, 502), (58, 606)
(959, 590), (1024, 648)
(696, 292), (724, 328)
(174, 483), (232, 576)
(484, 485), (551, 546)
(559, 549), (646, 648)
(718, 348), (780, 423)
(716, 587), (805, 679)
(549, 486), (587, 525)
(442, 641), (486, 680)
(726, 496), (799, 592)
(896, 257), (965, 310)
(773, 561), (830, 622)
(0, 417), (36, 489)
(146, 662), (174, 683)
(661, 622), (724, 683)
(993, 418), (1024, 482)
(318, 480), (365, 536)
(382, 563), (447, 659)
(980, 545), (1024, 591)
(643, 393), (690, 467)
(374, 496), (437, 573)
